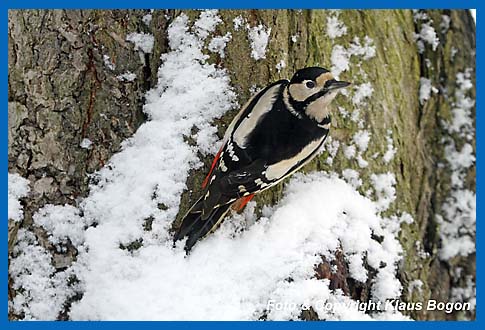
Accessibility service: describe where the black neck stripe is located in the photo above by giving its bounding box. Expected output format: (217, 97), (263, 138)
(288, 94), (305, 113)
(302, 89), (328, 108)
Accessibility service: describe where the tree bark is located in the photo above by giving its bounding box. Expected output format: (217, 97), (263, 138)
(8, 9), (475, 320)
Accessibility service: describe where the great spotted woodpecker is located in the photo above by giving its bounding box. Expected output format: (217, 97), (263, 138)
(174, 67), (350, 251)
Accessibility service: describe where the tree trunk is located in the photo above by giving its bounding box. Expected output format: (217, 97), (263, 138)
(8, 9), (475, 320)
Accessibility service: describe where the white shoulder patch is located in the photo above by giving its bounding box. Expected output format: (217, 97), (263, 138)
(265, 137), (325, 180)
(232, 84), (281, 149)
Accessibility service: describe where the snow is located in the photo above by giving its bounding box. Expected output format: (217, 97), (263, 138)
(208, 32), (232, 58)
(418, 26), (439, 52)
(383, 130), (397, 164)
(356, 154), (369, 168)
(117, 72), (137, 82)
(419, 77), (438, 105)
(80, 138), (93, 149)
(10, 10), (236, 320)
(342, 169), (362, 189)
(370, 173), (397, 212)
(451, 275), (476, 310)
(8, 173), (30, 222)
(414, 11), (443, 54)
(344, 145), (356, 159)
(353, 130), (371, 152)
(331, 37), (376, 77)
(326, 12), (347, 39)
(33, 204), (86, 247)
(437, 189), (475, 260)
(276, 59), (286, 73)
(194, 10), (221, 39)
(142, 13), (152, 26)
(70, 172), (405, 320)
(9, 229), (79, 320)
(445, 142), (475, 172)
(247, 24), (271, 60)
(331, 45), (350, 76)
(440, 15), (451, 34)
(451, 47), (458, 61)
(438, 69), (476, 261)
(447, 70), (475, 138)
(103, 54), (115, 70)
(126, 32), (155, 54)
(324, 136), (340, 165)
(343, 131), (371, 169)
(408, 280), (423, 294)
(352, 82), (374, 106)
(233, 16), (244, 31)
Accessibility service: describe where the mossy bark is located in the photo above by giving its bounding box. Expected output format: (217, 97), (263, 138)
(8, 9), (475, 320)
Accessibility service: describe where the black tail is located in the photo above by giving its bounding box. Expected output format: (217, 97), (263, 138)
(173, 200), (232, 252)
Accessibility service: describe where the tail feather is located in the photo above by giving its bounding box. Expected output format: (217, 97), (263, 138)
(174, 202), (232, 252)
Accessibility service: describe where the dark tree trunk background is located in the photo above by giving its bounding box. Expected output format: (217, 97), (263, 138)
(8, 9), (475, 320)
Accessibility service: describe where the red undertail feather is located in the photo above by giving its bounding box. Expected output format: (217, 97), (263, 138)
(233, 194), (255, 211)
(202, 147), (223, 189)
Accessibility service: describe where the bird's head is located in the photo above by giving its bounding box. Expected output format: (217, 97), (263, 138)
(286, 67), (350, 122)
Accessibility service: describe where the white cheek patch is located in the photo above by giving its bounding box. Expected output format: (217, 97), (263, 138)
(233, 84), (281, 149)
(265, 137), (324, 180)
(289, 83), (309, 102)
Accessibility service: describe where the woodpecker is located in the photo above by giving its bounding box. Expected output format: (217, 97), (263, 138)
(174, 67), (350, 252)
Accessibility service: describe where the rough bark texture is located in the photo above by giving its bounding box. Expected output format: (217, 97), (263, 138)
(8, 9), (475, 320)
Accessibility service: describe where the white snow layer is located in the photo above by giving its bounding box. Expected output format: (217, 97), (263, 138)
(80, 138), (93, 149)
(33, 204), (86, 247)
(8, 173), (30, 222)
(353, 130), (371, 152)
(117, 72), (137, 82)
(383, 130), (397, 164)
(331, 36), (376, 77)
(208, 32), (232, 58)
(419, 77), (438, 105)
(142, 13), (152, 26)
(247, 24), (271, 60)
(413, 11), (440, 53)
(438, 69), (476, 261)
(326, 12), (347, 39)
(126, 32), (155, 54)
(71, 172), (404, 320)
(9, 229), (79, 320)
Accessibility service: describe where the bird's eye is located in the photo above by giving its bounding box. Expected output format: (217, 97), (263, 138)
(305, 81), (315, 89)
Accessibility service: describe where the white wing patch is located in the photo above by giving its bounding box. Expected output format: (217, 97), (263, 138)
(265, 137), (325, 180)
(233, 84), (281, 149)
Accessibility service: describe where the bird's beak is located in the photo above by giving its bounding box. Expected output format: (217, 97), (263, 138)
(327, 80), (351, 91)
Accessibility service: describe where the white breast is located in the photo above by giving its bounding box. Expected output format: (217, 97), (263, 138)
(264, 137), (325, 181)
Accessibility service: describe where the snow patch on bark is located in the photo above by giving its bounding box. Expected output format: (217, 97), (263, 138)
(8, 173), (30, 222)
